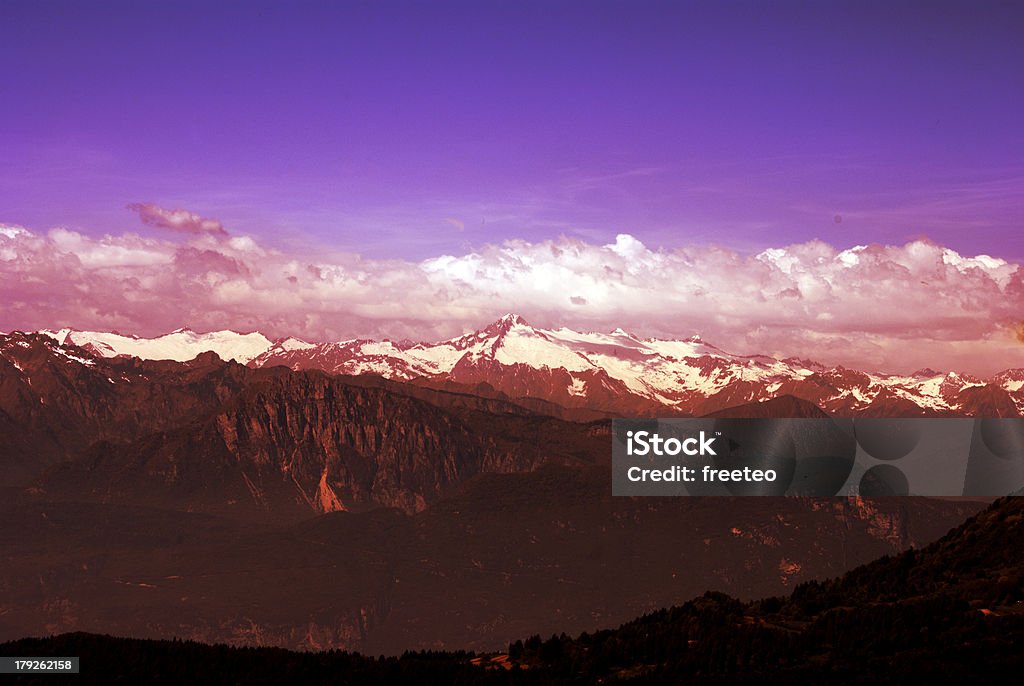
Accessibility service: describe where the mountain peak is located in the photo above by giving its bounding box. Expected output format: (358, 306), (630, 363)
(39, 328), (77, 345)
(483, 313), (531, 335)
(498, 313), (529, 326)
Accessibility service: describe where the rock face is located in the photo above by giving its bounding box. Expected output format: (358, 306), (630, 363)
(0, 333), (255, 484)
(1, 333), (603, 516)
(47, 372), (603, 518)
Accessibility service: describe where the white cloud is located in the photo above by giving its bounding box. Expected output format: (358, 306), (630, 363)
(1, 219), (1022, 375)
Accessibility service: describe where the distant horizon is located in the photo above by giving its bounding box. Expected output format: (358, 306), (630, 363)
(12, 299), (1024, 378)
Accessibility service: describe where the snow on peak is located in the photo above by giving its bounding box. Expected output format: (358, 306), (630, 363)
(484, 313), (531, 333)
(276, 337), (315, 352)
(40, 328), (75, 345)
(54, 328), (274, 363)
(22, 317), (1018, 415)
(498, 313), (528, 325)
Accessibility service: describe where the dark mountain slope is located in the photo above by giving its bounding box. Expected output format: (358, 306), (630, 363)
(706, 395), (830, 418)
(0, 466), (983, 655)
(503, 495), (1024, 683)
(4, 497), (1021, 684)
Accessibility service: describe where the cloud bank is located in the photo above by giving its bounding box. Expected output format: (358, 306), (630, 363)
(1, 218), (1021, 375)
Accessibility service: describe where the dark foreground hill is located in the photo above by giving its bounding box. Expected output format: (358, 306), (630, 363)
(4, 496), (1022, 684)
(0, 465), (981, 654)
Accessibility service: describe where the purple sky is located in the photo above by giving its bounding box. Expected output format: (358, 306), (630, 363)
(2, 0), (1022, 259)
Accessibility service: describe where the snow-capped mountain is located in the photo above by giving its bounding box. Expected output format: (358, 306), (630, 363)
(249, 314), (1021, 416)
(40, 327), (273, 364)
(17, 314), (1024, 416)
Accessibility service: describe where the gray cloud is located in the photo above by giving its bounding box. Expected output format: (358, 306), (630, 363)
(127, 203), (228, 236)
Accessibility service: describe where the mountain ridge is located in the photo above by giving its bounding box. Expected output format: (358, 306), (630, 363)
(15, 315), (1024, 417)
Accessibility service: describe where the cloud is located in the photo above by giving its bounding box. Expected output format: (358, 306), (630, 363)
(127, 203), (228, 236)
(444, 217), (465, 231)
(1, 220), (1022, 375)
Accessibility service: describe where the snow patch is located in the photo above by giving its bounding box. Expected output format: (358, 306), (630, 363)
(567, 376), (587, 397)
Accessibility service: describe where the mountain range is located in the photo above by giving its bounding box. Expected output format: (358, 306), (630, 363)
(33, 314), (1024, 418)
(0, 325), (991, 653)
